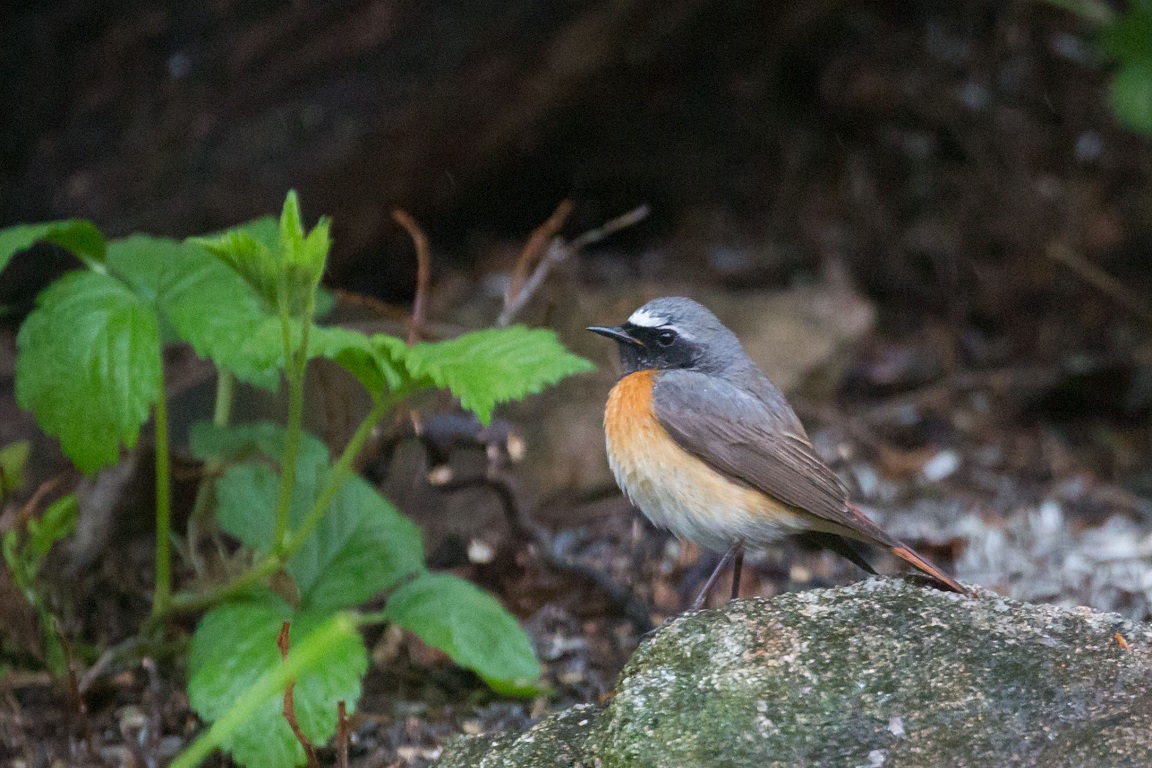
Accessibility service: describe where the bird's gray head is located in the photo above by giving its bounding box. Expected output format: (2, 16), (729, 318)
(587, 297), (750, 377)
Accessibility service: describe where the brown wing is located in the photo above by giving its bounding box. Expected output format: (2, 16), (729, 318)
(651, 370), (898, 546)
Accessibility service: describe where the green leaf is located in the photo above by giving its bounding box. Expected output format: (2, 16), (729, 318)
(4, 494), (78, 591)
(109, 235), (283, 381)
(105, 235), (185, 304)
(2, 494), (77, 677)
(291, 466), (424, 613)
(187, 595), (367, 768)
(161, 242), (284, 389)
(198, 192), (330, 315)
(16, 271), (161, 473)
(1, 531), (19, 587)
(0, 220), (105, 274)
(23, 494), (79, 567)
(1111, 59), (1152, 136)
(309, 326), (408, 394)
(103, 234), (287, 389)
(214, 215), (280, 253)
(244, 216), (282, 250)
(207, 422), (329, 553)
(279, 192), (307, 255)
(405, 326), (595, 423)
(214, 461), (281, 557)
(278, 191), (330, 312)
(384, 572), (541, 695)
(209, 424), (425, 611)
(189, 420), (293, 463)
(190, 218), (281, 309)
(175, 225), (345, 390)
(0, 441), (30, 495)
(279, 191), (330, 280)
(314, 287), (337, 319)
(180, 218), (403, 393)
(1101, 7), (1152, 61)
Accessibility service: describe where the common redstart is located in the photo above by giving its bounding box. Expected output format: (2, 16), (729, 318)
(588, 297), (966, 607)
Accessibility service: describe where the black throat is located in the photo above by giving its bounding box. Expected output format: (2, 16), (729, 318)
(617, 322), (698, 374)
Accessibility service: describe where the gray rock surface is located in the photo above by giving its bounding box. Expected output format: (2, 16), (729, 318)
(435, 578), (1152, 767)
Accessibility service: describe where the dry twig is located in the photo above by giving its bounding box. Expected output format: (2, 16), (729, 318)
(2, 474), (66, 534)
(332, 288), (413, 323)
(392, 209), (432, 344)
(277, 621), (320, 768)
(507, 199), (574, 305)
(62, 630), (99, 762)
(79, 636), (145, 694)
(497, 203), (650, 327)
(1046, 242), (1152, 325)
(567, 204), (651, 252)
(336, 700), (350, 768)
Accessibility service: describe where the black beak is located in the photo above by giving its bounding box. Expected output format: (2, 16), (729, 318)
(586, 325), (644, 348)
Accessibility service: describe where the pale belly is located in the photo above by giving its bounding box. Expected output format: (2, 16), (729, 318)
(605, 371), (809, 553)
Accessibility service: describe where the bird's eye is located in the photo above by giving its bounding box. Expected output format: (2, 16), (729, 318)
(656, 329), (677, 346)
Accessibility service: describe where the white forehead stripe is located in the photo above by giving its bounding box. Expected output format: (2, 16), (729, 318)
(628, 308), (667, 327)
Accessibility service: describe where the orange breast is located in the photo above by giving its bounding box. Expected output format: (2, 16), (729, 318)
(604, 370), (808, 552)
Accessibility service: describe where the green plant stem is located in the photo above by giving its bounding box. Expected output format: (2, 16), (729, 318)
(165, 555), (285, 616)
(278, 392), (390, 561)
(272, 293), (314, 555)
(151, 371), (172, 618)
(213, 369), (234, 427)
(160, 391), (396, 619)
(186, 370), (236, 578)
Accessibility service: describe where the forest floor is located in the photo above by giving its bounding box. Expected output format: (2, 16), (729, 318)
(3, 254), (1151, 767)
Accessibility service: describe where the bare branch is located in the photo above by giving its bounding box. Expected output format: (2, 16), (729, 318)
(78, 636), (145, 695)
(497, 203), (650, 327)
(336, 700), (350, 768)
(62, 629), (99, 761)
(392, 209), (433, 344)
(1046, 242), (1152, 325)
(568, 204), (651, 252)
(507, 199), (574, 306)
(277, 621), (319, 768)
(3, 474), (66, 533)
(332, 288), (413, 323)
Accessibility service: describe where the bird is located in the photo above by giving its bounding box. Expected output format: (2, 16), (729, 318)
(587, 296), (966, 609)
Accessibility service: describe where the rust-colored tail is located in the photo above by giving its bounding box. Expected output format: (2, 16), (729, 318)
(839, 503), (968, 594)
(887, 545), (968, 594)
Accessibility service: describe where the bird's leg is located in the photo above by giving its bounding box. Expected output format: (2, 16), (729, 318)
(730, 541), (745, 600)
(689, 540), (741, 611)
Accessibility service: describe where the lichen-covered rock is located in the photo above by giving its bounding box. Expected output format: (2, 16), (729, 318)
(434, 704), (604, 767)
(434, 579), (1152, 767)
